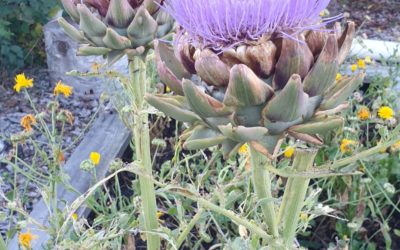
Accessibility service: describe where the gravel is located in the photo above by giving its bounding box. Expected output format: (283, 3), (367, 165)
(328, 0), (400, 42)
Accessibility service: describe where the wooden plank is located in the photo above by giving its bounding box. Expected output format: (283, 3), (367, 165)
(8, 111), (131, 250)
(350, 39), (400, 63)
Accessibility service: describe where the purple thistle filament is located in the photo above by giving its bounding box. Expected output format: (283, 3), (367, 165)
(164, 0), (333, 49)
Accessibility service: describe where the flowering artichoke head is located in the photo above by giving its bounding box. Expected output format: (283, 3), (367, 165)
(58, 0), (174, 63)
(145, 0), (365, 158)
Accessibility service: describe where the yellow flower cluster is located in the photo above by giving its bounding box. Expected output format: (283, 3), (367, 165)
(378, 106), (394, 120)
(238, 144), (249, 155)
(54, 81), (73, 97)
(340, 139), (357, 153)
(13, 73), (73, 99)
(284, 146), (295, 158)
(357, 107), (370, 121)
(90, 152), (101, 166)
(18, 231), (37, 249)
(351, 56), (372, 72)
(14, 73), (33, 92)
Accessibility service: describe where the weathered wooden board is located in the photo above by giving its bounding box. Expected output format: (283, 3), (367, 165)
(44, 19), (129, 95)
(7, 111), (131, 250)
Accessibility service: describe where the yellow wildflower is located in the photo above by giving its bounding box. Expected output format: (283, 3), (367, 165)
(13, 73), (33, 93)
(165, 86), (171, 93)
(238, 144), (249, 155)
(351, 64), (358, 72)
(340, 139), (357, 153)
(378, 106), (394, 120)
(364, 56), (372, 64)
(357, 107), (370, 121)
(284, 146), (295, 158)
(156, 211), (164, 219)
(357, 59), (366, 69)
(91, 62), (101, 72)
(20, 114), (37, 132)
(336, 73), (342, 81)
(72, 213), (78, 221)
(300, 212), (308, 222)
(18, 231), (37, 249)
(54, 81), (73, 97)
(90, 152), (101, 166)
(56, 149), (65, 164)
(391, 141), (400, 152)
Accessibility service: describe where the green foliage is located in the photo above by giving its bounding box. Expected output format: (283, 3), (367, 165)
(0, 0), (59, 72)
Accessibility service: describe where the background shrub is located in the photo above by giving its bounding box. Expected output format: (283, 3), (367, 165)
(0, 0), (59, 74)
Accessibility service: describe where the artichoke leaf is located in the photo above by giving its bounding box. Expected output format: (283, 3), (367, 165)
(289, 116), (344, 136)
(195, 54), (231, 87)
(103, 28), (132, 50)
(106, 0), (135, 28)
(263, 74), (309, 122)
(78, 46), (112, 56)
(145, 94), (201, 123)
(249, 135), (282, 159)
(127, 6), (158, 47)
(106, 50), (126, 66)
(320, 73), (365, 110)
(273, 35), (314, 89)
(58, 18), (87, 43)
(183, 126), (226, 150)
(218, 123), (269, 142)
(303, 35), (339, 97)
(288, 131), (324, 145)
(183, 79), (232, 118)
(78, 4), (107, 37)
(222, 140), (242, 159)
(337, 22), (356, 64)
(224, 64), (274, 107)
(155, 40), (191, 84)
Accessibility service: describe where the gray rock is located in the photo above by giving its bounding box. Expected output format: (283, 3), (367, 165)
(43, 19), (128, 96)
(0, 118), (10, 132)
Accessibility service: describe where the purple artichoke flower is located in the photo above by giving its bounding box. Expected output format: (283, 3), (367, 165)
(145, 0), (361, 158)
(164, 0), (335, 49)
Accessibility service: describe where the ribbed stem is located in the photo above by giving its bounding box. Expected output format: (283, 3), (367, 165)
(279, 149), (318, 249)
(129, 57), (160, 250)
(250, 146), (279, 238)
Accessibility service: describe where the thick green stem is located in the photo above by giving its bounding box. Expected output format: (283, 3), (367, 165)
(129, 57), (160, 250)
(279, 149), (318, 249)
(176, 208), (204, 248)
(250, 146), (279, 238)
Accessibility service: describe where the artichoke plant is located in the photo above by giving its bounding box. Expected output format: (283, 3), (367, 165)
(58, 0), (174, 62)
(146, 0), (365, 158)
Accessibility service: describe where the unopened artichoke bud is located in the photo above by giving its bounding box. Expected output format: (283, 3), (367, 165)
(80, 159), (96, 171)
(145, 0), (365, 158)
(58, 0), (174, 63)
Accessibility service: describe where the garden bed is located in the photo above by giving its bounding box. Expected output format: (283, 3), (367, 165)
(1, 1), (400, 248)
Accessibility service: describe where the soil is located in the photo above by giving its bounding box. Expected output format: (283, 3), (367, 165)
(328, 0), (400, 42)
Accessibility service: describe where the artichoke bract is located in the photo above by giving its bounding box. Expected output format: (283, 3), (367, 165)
(58, 0), (174, 63)
(146, 0), (365, 158)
